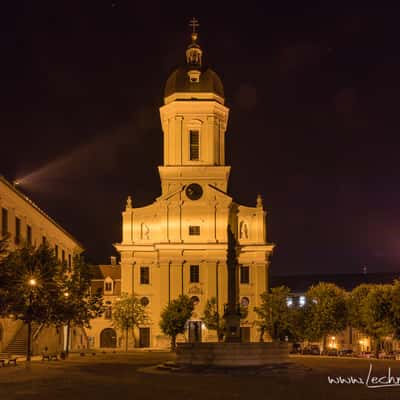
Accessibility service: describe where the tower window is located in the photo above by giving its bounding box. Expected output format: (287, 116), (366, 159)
(190, 265), (199, 283)
(140, 266), (150, 284)
(189, 130), (200, 161)
(240, 265), (250, 284)
(189, 226), (200, 236)
(1, 208), (8, 236)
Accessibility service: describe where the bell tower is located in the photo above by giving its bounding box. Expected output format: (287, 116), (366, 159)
(159, 19), (230, 195)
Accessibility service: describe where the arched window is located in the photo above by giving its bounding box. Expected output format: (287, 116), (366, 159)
(191, 296), (200, 305)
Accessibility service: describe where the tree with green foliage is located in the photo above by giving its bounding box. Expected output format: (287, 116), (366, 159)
(390, 280), (400, 340)
(348, 283), (393, 358)
(254, 286), (295, 341)
(112, 293), (148, 351)
(304, 282), (348, 350)
(347, 284), (373, 333)
(202, 297), (250, 342)
(0, 242), (64, 360)
(159, 295), (194, 351)
(201, 297), (224, 341)
(52, 255), (104, 356)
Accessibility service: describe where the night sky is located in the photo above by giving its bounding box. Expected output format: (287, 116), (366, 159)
(2, 2), (400, 276)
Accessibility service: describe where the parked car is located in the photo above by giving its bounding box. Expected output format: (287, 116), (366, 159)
(322, 348), (338, 356)
(302, 345), (321, 355)
(380, 351), (396, 360)
(290, 343), (302, 354)
(338, 349), (354, 357)
(360, 351), (373, 358)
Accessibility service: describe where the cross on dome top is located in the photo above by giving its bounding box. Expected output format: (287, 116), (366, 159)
(186, 17), (202, 67)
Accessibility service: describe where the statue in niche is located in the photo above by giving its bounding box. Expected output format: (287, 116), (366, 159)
(141, 223), (150, 240)
(239, 220), (248, 239)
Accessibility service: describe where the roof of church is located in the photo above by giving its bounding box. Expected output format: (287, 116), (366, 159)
(91, 264), (121, 280)
(164, 20), (224, 99)
(164, 65), (224, 98)
(270, 272), (400, 293)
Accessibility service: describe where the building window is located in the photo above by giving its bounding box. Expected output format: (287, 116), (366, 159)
(189, 130), (200, 161)
(42, 236), (46, 245)
(190, 265), (199, 283)
(1, 208), (8, 237)
(140, 297), (149, 307)
(26, 225), (32, 246)
(62, 250), (65, 263)
(105, 301), (112, 319)
(140, 266), (150, 284)
(190, 296), (200, 305)
(104, 281), (113, 293)
(299, 296), (306, 307)
(189, 226), (200, 236)
(55, 245), (59, 259)
(68, 254), (72, 269)
(15, 217), (21, 244)
(240, 265), (250, 284)
(286, 297), (293, 307)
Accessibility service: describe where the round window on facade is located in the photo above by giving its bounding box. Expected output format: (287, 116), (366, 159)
(140, 297), (150, 307)
(191, 296), (200, 305)
(241, 297), (250, 307)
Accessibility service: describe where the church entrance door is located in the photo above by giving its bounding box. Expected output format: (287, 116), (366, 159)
(100, 328), (117, 348)
(240, 327), (250, 342)
(188, 321), (202, 343)
(139, 327), (150, 348)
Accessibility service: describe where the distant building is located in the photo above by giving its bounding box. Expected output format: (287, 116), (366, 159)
(0, 175), (84, 355)
(88, 264), (121, 348)
(271, 272), (400, 353)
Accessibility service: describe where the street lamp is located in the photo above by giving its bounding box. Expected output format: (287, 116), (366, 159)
(63, 292), (71, 358)
(27, 277), (37, 362)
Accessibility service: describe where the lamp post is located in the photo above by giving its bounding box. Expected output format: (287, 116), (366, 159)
(27, 278), (37, 362)
(63, 292), (71, 358)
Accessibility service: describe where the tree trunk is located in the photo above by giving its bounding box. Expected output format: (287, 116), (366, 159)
(375, 338), (380, 359)
(259, 326), (265, 342)
(65, 321), (71, 357)
(125, 327), (129, 352)
(171, 335), (176, 352)
(322, 335), (327, 352)
(26, 321), (32, 362)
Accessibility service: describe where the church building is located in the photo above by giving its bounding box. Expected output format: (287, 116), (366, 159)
(113, 25), (274, 348)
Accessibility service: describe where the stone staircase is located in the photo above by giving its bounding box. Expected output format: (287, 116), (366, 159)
(6, 322), (41, 355)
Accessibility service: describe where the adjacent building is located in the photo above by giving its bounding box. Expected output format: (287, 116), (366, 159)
(0, 175), (84, 354)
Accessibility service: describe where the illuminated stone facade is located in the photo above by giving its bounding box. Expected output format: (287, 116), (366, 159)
(0, 175), (83, 354)
(112, 31), (275, 348)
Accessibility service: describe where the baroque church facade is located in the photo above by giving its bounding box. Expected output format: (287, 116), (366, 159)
(89, 27), (275, 349)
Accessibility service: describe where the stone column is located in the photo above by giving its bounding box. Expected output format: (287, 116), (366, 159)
(223, 226), (241, 342)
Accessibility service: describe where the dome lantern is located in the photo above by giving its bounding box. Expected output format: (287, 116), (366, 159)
(164, 18), (224, 102)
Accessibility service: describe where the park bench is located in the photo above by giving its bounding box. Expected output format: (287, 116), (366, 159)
(41, 352), (59, 361)
(0, 353), (18, 366)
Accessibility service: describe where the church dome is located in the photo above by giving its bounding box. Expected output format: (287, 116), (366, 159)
(164, 66), (224, 98)
(164, 20), (224, 99)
